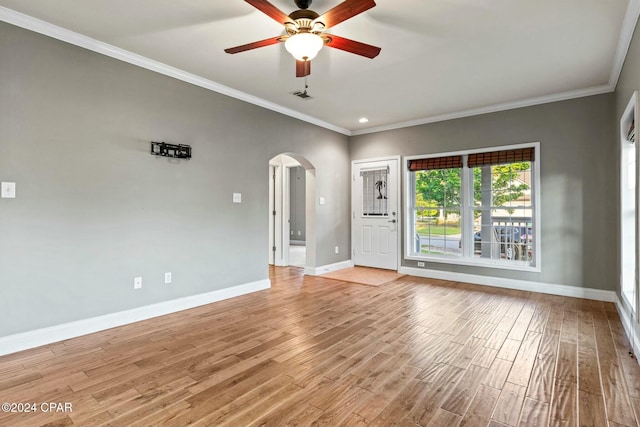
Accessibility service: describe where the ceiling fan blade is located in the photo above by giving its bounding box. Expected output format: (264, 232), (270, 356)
(296, 60), (311, 77)
(225, 36), (283, 54)
(315, 0), (376, 29)
(325, 34), (381, 58)
(245, 0), (291, 24)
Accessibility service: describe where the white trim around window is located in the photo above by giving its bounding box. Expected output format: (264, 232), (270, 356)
(404, 142), (541, 272)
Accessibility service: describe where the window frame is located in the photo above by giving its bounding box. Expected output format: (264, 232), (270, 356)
(405, 142), (541, 272)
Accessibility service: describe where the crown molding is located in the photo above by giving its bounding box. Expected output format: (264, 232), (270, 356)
(352, 0), (640, 136)
(609, 0), (640, 89)
(351, 84), (614, 136)
(3, 1), (640, 137)
(0, 6), (352, 136)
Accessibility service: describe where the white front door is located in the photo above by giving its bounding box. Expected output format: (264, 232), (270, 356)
(352, 157), (400, 270)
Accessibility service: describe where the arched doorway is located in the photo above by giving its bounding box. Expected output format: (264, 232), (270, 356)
(268, 153), (316, 272)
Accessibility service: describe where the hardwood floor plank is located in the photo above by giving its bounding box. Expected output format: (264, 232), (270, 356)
(104, 377), (195, 427)
(549, 378), (577, 427)
(340, 412), (369, 427)
(459, 384), (501, 427)
(600, 360), (638, 427)
(440, 364), (488, 416)
(526, 352), (556, 403)
(508, 305), (536, 341)
(507, 330), (543, 386)
(538, 329), (560, 357)
(492, 381), (527, 426)
(0, 266), (638, 427)
(281, 404), (324, 426)
(354, 363), (420, 422)
(486, 329), (510, 351)
(412, 364), (465, 426)
(497, 338), (522, 362)
(482, 357), (513, 390)
(471, 346), (499, 369)
(218, 381), (301, 427)
(529, 304), (551, 333)
(369, 379), (429, 426)
(425, 408), (462, 427)
(619, 352), (640, 399)
(311, 383), (374, 426)
(518, 397), (549, 427)
(578, 390), (608, 427)
(556, 341), (577, 383)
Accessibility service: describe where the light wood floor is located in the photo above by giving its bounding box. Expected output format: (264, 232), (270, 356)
(0, 267), (639, 427)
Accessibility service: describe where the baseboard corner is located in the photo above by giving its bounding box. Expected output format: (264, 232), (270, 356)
(305, 260), (354, 276)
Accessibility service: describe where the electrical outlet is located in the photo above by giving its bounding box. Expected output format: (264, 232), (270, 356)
(165, 272), (172, 284)
(335, 246), (339, 254)
(417, 262), (425, 267)
(134, 277), (142, 289)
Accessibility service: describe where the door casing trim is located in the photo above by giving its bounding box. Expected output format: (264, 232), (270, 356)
(351, 155), (402, 272)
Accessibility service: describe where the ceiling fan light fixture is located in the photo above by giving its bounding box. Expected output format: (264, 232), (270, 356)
(285, 33), (324, 61)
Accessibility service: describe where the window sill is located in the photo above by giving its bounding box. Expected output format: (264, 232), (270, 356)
(405, 254), (541, 273)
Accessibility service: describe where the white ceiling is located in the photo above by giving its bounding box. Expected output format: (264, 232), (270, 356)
(0, 0), (638, 135)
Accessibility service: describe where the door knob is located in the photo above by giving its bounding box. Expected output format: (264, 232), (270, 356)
(388, 219), (397, 223)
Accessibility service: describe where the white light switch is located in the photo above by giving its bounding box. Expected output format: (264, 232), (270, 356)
(233, 193), (242, 203)
(1, 182), (16, 198)
(319, 197), (325, 205)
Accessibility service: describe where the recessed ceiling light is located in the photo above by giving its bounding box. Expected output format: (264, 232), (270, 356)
(359, 117), (369, 123)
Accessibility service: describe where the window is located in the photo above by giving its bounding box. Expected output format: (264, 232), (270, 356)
(620, 92), (637, 313)
(406, 144), (539, 270)
(361, 167), (389, 217)
(408, 155), (462, 257)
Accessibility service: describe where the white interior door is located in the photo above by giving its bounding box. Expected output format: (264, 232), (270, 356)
(352, 157), (400, 270)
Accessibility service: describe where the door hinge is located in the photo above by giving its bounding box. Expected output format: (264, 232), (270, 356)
(272, 246), (276, 252)
(272, 210), (276, 216)
(353, 211), (355, 219)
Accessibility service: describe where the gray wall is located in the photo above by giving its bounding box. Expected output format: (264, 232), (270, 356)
(0, 22), (350, 337)
(350, 94), (616, 290)
(289, 166), (306, 242)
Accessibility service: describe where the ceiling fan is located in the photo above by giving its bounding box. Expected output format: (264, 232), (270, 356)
(224, 0), (381, 77)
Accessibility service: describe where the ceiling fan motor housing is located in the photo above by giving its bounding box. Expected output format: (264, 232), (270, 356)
(286, 9), (323, 35)
(294, 0), (312, 9)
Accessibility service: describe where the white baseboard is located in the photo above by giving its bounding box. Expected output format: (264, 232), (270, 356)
(615, 296), (640, 366)
(399, 267), (618, 302)
(305, 260), (354, 276)
(0, 279), (271, 356)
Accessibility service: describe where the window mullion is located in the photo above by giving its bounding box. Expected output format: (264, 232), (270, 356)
(461, 155), (473, 258)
